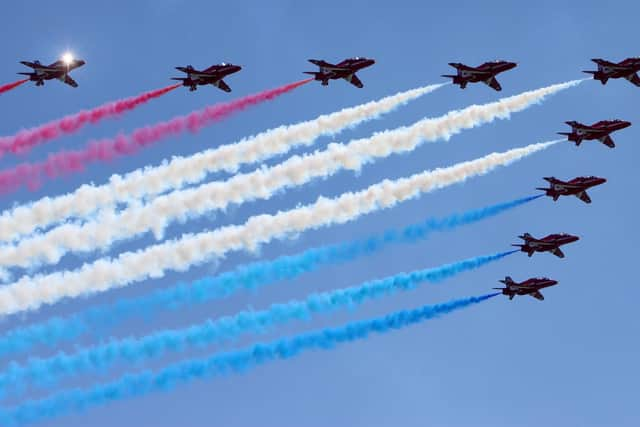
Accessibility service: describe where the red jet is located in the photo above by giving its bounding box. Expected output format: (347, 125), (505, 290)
(558, 120), (631, 148)
(494, 276), (558, 301)
(172, 63), (242, 92)
(583, 58), (640, 86)
(537, 176), (606, 204)
(18, 57), (86, 88)
(304, 57), (375, 88)
(441, 61), (517, 91)
(513, 233), (580, 258)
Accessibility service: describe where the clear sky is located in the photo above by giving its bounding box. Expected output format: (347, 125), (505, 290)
(0, 1), (637, 426)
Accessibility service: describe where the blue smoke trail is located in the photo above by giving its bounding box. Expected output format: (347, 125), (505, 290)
(0, 195), (539, 358)
(0, 293), (498, 426)
(0, 251), (513, 398)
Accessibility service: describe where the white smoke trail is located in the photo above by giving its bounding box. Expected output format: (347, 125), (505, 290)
(0, 84), (443, 244)
(0, 140), (560, 316)
(0, 81), (581, 270)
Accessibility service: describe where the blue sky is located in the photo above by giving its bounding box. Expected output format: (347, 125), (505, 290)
(0, 1), (638, 426)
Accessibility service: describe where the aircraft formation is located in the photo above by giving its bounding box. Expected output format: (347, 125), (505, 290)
(11, 53), (633, 303)
(0, 44), (637, 424)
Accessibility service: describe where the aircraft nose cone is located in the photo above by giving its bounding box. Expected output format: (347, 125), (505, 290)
(597, 177), (607, 184)
(564, 235), (580, 243)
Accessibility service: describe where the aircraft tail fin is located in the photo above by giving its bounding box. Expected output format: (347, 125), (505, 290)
(176, 66), (195, 73)
(304, 71), (329, 85)
(441, 75), (466, 89)
(583, 70), (608, 85)
(499, 276), (515, 285)
(517, 233), (533, 241)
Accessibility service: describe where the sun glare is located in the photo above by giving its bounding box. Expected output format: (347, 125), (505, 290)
(62, 52), (74, 65)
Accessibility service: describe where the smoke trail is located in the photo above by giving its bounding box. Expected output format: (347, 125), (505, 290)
(0, 293), (498, 425)
(0, 252), (511, 397)
(0, 84), (180, 157)
(0, 84), (443, 243)
(0, 141), (557, 316)
(0, 79), (28, 95)
(0, 79), (311, 194)
(0, 80), (580, 269)
(0, 195), (537, 358)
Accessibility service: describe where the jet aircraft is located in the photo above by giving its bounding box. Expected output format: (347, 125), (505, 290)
(304, 57), (375, 88)
(18, 55), (86, 88)
(537, 176), (606, 204)
(513, 233), (580, 258)
(494, 276), (558, 301)
(583, 57), (640, 86)
(558, 120), (631, 148)
(172, 63), (242, 92)
(441, 60), (517, 91)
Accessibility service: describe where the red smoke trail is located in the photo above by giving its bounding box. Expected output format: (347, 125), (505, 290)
(0, 79), (311, 194)
(0, 79), (28, 95)
(0, 84), (181, 157)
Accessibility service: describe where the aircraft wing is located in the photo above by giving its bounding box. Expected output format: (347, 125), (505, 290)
(448, 63), (475, 71)
(62, 75), (79, 88)
(484, 76), (502, 91)
(176, 66), (195, 74)
(344, 73), (363, 88)
(625, 72), (640, 86)
(599, 135), (615, 148)
(20, 61), (43, 69)
(550, 248), (565, 258)
(576, 191), (592, 204)
(592, 58), (616, 67)
(309, 59), (342, 70)
(49, 60), (66, 69)
(214, 79), (232, 93)
(530, 291), (545, 301)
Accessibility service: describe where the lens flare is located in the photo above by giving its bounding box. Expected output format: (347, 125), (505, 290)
(61, 52), (74, 65)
